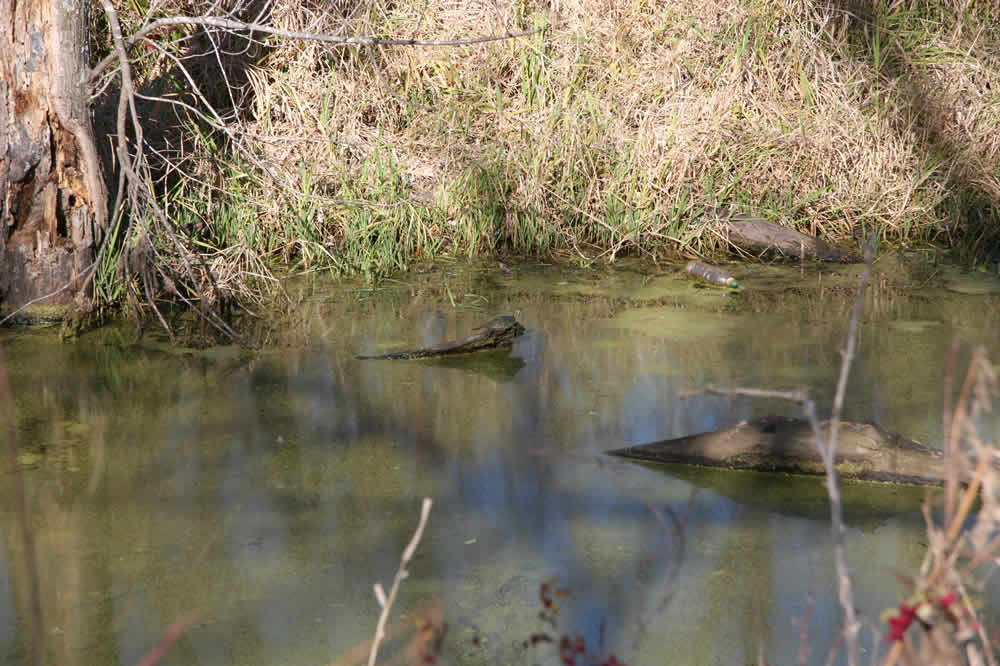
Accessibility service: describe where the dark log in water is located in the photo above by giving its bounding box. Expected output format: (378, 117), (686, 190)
(609, 416), (945, 486)
(356, 315), (526, 360)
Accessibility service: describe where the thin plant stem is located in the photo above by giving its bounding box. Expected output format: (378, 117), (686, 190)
(819, 235), (878, 666)
(367, 497), (433, 666)
(700, 235), (877, 666)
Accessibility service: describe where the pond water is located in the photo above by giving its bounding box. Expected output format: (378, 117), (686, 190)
(2, 256), (1000, 666)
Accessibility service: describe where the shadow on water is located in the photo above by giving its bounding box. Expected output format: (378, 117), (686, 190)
(357, 347), (527, 383)
(632, 461), (937, 532)
(1, 257), (999, 666)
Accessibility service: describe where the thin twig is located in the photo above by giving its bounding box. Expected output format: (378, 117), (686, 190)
(90, 19), (542, 82)
(367, 497), (433, 666)
(821, 234), (878, 666)
(945, 454), (990, 547)
(529, 448), (691, 659)
(97, 0), (249, 345)
(698, 235), (877, 666)
(693, 386), (808, 402)
(943, 336), (960, 526)
(131, 37), (413, 214)
(135, 614), (200, 666)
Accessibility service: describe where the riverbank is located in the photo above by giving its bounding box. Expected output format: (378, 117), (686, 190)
(83, 0), (998, 324)
(6, 246), (1000, 344)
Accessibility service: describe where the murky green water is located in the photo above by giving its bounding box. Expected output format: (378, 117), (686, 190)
(2, 256), (1000, 666)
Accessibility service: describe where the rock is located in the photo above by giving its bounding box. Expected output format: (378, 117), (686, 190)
(706, 206), (861, 263)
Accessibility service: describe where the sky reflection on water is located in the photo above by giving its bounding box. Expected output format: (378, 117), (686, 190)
(2, 259), (1000, 666)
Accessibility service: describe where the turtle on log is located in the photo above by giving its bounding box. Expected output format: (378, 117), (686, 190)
(356, 315), (526, 360)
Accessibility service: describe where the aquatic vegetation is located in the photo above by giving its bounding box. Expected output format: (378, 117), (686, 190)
(523, 579), (625, 666)
(5, 257), (1000, 664)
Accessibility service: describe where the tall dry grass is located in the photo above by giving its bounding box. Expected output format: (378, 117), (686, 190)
(231, 0), (999, 275)
(90, 0), (999, 324)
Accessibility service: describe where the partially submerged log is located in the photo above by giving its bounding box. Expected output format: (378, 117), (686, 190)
(357, 315), (526, 360)
(707, 207), (860, 263)
(609, 416), (945, 486)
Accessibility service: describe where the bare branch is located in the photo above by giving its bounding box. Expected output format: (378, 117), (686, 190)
(696, 386), (809, 403)
(129, 35), (414, 215)
(367, 497), (433, 666)
(690, 235), (878, 666)
(97, 0), (249, 345)
(820, 236), (878, 666)
(827, 235), (877, 464)
(90, 18), (542, 83)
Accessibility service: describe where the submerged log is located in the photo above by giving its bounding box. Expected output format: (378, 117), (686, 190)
(609, 416), (945, 486)
(707, 207), (860, 263)
(631, 460), (936, 530)
(356, 315), (526, 360)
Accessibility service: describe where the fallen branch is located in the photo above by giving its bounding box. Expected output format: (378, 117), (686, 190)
(90, 19), (542, 82)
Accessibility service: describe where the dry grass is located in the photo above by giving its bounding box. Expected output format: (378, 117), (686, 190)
(93, 0), (999, 317)
(880, 346), (1000, 665)
(230, 0), (999, 274)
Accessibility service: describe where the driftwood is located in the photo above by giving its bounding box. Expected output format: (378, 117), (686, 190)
(609, 416), (945, 486)
(356, 315), (525, 360)
(708, 207), (861, 263)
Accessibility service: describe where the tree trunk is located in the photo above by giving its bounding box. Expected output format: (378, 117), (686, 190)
(1, 0), (108, 311)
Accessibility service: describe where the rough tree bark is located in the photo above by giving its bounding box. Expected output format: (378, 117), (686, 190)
(1, 0), (108, 312)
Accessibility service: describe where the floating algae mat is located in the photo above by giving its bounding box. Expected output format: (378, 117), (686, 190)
(943, 268), (1000, 295)
(604, 305), (740, 342)
(5, 257), (1000, 666)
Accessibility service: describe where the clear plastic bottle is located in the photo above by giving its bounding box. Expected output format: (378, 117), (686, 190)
(685, 261), (739, 288)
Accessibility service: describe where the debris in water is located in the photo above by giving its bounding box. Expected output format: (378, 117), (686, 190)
(685, 261), (739, 288)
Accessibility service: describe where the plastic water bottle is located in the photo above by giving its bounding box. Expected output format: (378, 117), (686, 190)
(685, 261), (739, 288)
